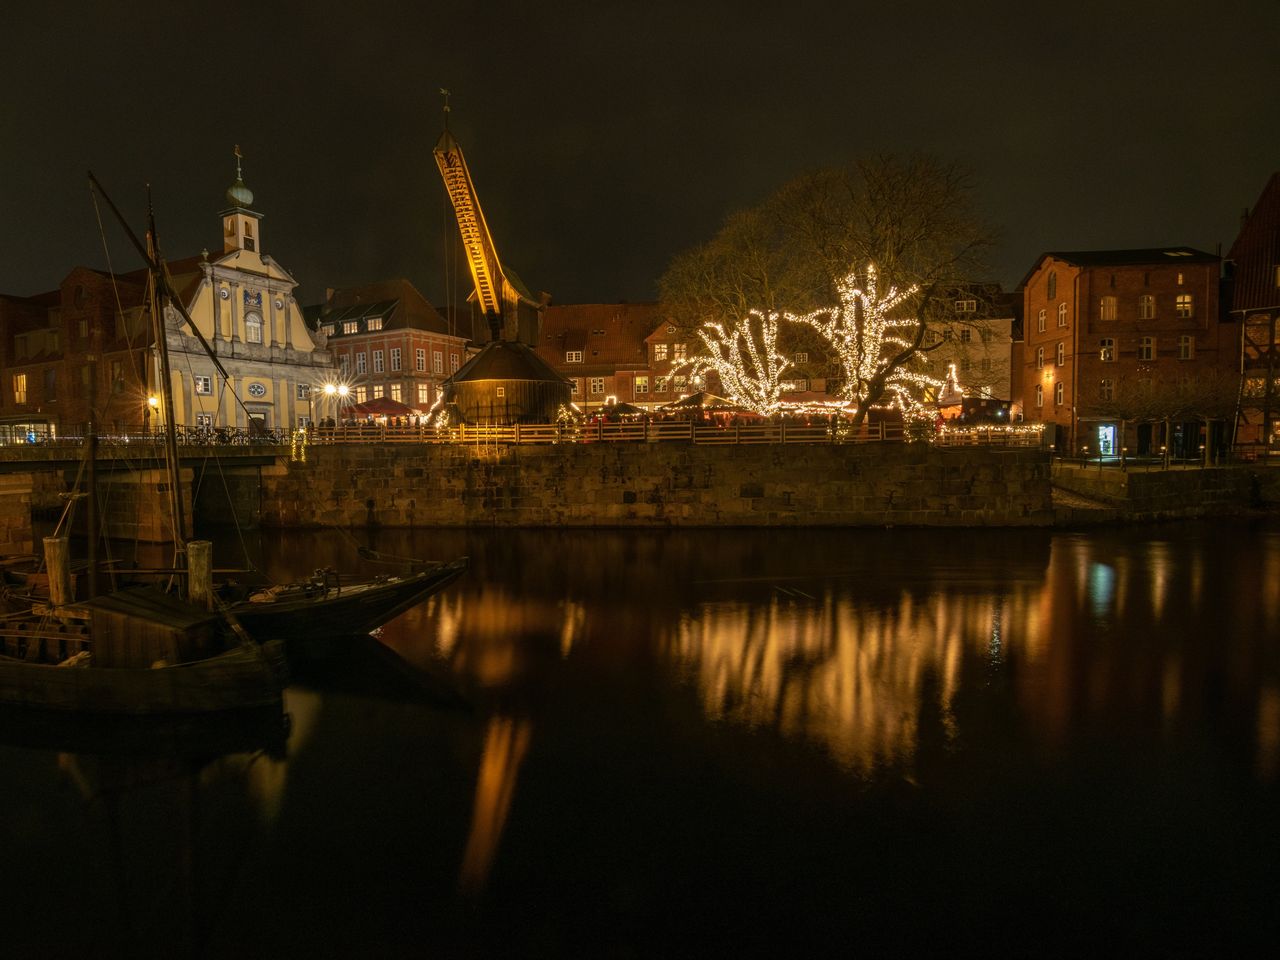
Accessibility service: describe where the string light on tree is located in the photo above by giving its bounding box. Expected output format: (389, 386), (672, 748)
(792, 263), (944, 418)
(683, 309), (794, 416)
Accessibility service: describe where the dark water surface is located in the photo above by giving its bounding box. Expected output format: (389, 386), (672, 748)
(3, 522), (1279, 957)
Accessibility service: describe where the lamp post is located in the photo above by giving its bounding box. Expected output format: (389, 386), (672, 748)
(146, 395), (160, 439)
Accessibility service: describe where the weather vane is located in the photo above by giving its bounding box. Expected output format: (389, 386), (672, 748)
(440, 88), (451, 113)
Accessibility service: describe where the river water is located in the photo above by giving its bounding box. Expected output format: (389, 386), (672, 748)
(2, 522), (1278, 956)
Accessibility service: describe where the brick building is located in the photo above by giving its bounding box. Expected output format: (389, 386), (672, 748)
(1228, 173), (1280, 454)
(310, 279), (467, 414)
(536, 302), (665, 410)
(1019, 248), (1236, 457)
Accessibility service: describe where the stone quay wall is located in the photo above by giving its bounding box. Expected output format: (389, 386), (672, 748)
(256, 443), (1054, 528)
(1052, 463), (1256, 519)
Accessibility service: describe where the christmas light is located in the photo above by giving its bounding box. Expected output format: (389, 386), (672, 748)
(791, 264), (944, 418)
(682, 309), (794, 415)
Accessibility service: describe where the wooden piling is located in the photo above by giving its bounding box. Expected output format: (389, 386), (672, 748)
(188, 540), (214, 610)
(43, 537), (72, 609)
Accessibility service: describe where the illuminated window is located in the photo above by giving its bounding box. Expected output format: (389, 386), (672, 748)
(672, 343), (687, 362)
(635, 376), (648, 395)
(1037, 309), (1046, 333)
(366, 317), (383, 331)
(417, 383), (429, 404)
(655, 376), (669, 393)
(415, 348), (426, 371)
(1034, 383), (1043, 407)
(13, 374), (27, 403)
(566, 351), (583, 363)
(245, 312), (263, 344)
(343, 321), (359, 335)
(1100, 378), (1114, 401)
(1176, 294), (1193, 318)
(589, 377), (605, 395)
(1057, 302), (1068, 327)
(372, 384), (384, 399)
(390, 383), (402, 402)
(433, 350), (444, 374)
(354, 386), (367, 403)
(194, 375), (213, 395)
(390, 348), (401, 372)
(373, 350), (384, 373)
(1100, 296), (1116, 321)
(323, 324), (336, 336)
(1100, 338), (1115, 362)
(794, 352), (809, 363)
(1179, 335), (1195, 360)
(356, 352), (367, 374)
(1138, 336), (1155, 361)
(296, 383), (310, 400)
(1055, 382), (1064, 405)
(1139, 295), (1155, 319)
(569, 380), (579, 394)
(673, 374), (688, 391)
(496, 387), (505, 398)
(653, 343), (668, 362)
(1056, 342), (1065, 366)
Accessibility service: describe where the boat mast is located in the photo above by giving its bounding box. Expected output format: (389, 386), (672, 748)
(145, 188), (189, 567)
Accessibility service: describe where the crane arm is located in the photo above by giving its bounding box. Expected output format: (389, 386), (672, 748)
(433, 130), (505, 320)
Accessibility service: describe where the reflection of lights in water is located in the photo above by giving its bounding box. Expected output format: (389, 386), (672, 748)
(1088, 562), (1115, 618)
(459, 715), (532, 897)
(989, 597), (1004, 663)
(1147, 542), (1170, 620)
(668, 590), (1038, 771)
(224, 687), (323, 824)
(559, 600), (585, 658)
(434, 593), (462, 659)
(1256, 685), (1280, 782)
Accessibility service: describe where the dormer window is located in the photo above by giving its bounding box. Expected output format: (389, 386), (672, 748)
(954, 299), (976, 313)
(566, 351), (583, 363)
(366, 317), (383, 331)
(342, 321), (359, 335)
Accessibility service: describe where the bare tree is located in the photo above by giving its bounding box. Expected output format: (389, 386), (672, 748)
(660, 155), (996, 429)
(685, 310), (794, 415)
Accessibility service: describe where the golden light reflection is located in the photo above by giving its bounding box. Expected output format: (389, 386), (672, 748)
(1147, 542), (1171, 620)
(459, 715), (532, 897)
(1256, 685), (1280, 782)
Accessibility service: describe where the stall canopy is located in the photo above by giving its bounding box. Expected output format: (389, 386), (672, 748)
(658, 391), (742, 412)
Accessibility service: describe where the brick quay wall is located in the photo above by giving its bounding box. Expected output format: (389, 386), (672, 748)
(254, 443), (1054, 528)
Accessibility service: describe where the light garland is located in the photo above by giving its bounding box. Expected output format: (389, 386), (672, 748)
(683, 309), (794, 416)
(791, 264), (944, 418)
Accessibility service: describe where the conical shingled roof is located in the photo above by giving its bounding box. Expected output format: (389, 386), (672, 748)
(446, 340), (569, 385)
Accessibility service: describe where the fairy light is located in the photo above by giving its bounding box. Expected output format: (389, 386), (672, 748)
(682, 309), (794, 416)
(791, 264), (943, 417)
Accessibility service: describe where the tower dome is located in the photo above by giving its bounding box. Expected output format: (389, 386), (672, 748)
(225, 145), (254, 209)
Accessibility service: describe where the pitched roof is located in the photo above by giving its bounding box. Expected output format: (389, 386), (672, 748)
(1017, 247), (1219, 290)
(449, 339), (569, 383)
(314, 278), (454, 335)
(536, 302), (664, 371)
(1228, 173), (1280, 313)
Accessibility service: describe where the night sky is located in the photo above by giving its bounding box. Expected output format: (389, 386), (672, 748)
(5, 0), (1278, 309)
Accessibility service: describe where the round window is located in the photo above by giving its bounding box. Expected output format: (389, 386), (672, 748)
(274, 298), (284, 310)
(247, 382), (266, 398)
(219, 288), (230, 300)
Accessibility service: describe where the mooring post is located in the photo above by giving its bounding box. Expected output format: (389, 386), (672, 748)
(43, 536), (72, 610)
(188, 539), (214, 610)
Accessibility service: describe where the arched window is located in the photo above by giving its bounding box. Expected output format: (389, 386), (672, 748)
(1047, 271), (1057, 299)
(1057, 303), (1068, 327)
(1056, 342), (1065, 366)
(1055, 382), (1064, 405)
(1034, 384), (1043, 407)
(1036, 346), (1045, 368)
(1037, 309), (1046, 333)
(244, 311), (263, 344)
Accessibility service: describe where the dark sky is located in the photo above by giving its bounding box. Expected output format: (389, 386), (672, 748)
(5, 0), (1278, 309)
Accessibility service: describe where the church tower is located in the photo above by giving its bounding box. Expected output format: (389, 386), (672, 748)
(220, 145), (263, 254)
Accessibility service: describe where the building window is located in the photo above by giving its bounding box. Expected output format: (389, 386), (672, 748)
(566, 350), (583, 363)
(1037, 309), (1046, 333)
(589, 377), (605, 395)
(1047, 271), (1057, 299)
(296, 383), (311, 400)
(655, 376), (669, 393)
(415, 348), (426, 371)
(672, 343), (687, 362)
(980, 328), (993, 343)
(1139, 295), (1155, 319)
(673, 374), (688, 391)
(390, 348), (401, 371)
(794, 352), (809, 363)
(323, 324), (336, 337)
(194, 375), (213, 395)
(417, 383), (430, 404)
(959, 329), (971, 343)
(960, 357), (972, 373)
(653, 343), (668, 361)
(496, 387), (505, 398)
(1176, 294), (1193, 318)
(1034, 383), (1043, 408)
(366, 317), (383, 331)
(245, 312), (263, 344)
(1056, 342), (1065, 366)
(1179, 334), (1195, 360)
(196, 413), (213, 429)
(1057, 302), (1067, 327)
(372, 384), (384, 399)
(343, 320), (359, 335)
(373, 350), (384, 373)
(354, 386), (367, 403)
(570, 380), (579, 395)
(339, 355), (350, 376)
(980, 357), (992, 374)
(1036, 346), (1044, 369)
(433, 350), (444, 374)
(1054, 382), (1064, 406)
(109, 360), (123, 394)
(1139, 336), (1155, 361)
(1100, 296), (1117, 321)
(451, 354), (460, 373)
(390, 383), (402, 402)
(13, 374), (27, 404)
(1100, 378), (1114, 401)
(1177, 272), (1184, 286)
(356, 352), (367, 374)
(1100, 338), (1115, 362)
(635, 376), (649, 395)
(955, 299), (977, 313)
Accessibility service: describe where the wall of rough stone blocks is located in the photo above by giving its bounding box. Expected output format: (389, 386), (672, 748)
(255, 443), (1054, 528)
(1051, 463), (1255, 518)
(0, 473), (33, 554)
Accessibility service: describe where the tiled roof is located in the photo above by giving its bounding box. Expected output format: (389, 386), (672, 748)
(1017, 248), (1219, 291)
(537, 302), (664, 371)
(1228, 173), (1280, 313)
(314, 278), (454, 336)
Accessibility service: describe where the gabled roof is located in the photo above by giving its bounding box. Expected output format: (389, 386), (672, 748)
(314, 278), (454, 336)
(448, 339), (569, 384)
(536, 302), (663, 371)
(1228, 173), (1280, 313)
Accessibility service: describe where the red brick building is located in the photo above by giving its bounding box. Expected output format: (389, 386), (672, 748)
(536, 302), (666, 410)
(1228, 173), (1280, 454)
(1019, 248), (1236, 457)
(311, 279), (468, 414)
